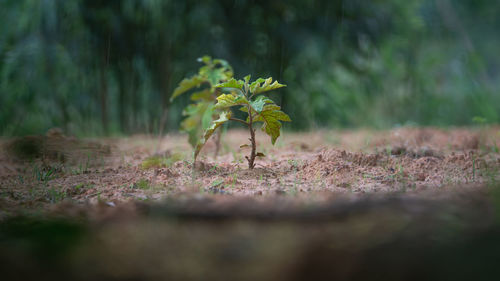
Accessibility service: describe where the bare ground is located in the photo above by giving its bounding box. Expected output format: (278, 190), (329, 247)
(0, 127), (499, 211)
(1, 128), (500, 281)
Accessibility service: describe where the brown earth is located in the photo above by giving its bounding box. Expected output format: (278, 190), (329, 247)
(0, 127), (499, 213)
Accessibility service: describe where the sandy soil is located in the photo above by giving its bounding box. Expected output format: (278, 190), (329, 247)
(0, 127), (499, 212)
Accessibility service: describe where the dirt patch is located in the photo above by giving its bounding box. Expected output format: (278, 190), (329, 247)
(1, 127), (500, 280)
(0, 127), (499, 211)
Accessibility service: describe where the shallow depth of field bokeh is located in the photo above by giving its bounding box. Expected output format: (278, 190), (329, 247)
(1, 0), (499, 136)
(1, 1), (500, 281)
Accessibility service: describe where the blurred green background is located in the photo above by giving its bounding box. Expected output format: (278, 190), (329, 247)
(1, 0), (499, 136)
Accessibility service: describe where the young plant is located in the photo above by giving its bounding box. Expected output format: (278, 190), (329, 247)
(194, 75), (290, 169)
(170, 56), (233, 154)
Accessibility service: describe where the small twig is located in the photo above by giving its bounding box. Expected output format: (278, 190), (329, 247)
(229, 118), (249, 126)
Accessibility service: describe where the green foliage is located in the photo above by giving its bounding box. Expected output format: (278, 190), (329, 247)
(252, 105), (292, 144)
(1, 0), (500, 135)
(170, 76), (205, 101)
(194, 111), (231, 160)
(195, 75), (289, 168)
(171, 56), (233, 147)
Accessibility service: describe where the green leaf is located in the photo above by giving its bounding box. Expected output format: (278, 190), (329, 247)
(256, 152), (266, 157)
(250, 77), (286, 95)
(196, 56), (233, 85)
(215, 93), (249, 109)
(170, 76), (205, 101)
(201, 104), (215, 129)
(253, 105), (291, 145)
(244, 75), (251, 83)
(200, 66), (231, 85)
(194, 111), (231, 160)
(206, 68), (224, 85)
(190, 89), (213, 101)
(241, 103), (278, 117)
(181, 111), (202, 148)
(180, 102), (214, 147)
(215, 78), (244, 90)
(249, 78), (266, 93)
(249, 96), (273, 113)
(260, 104), (281, 112)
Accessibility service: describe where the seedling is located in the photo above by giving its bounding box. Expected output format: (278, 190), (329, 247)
(170, 56), (233, 155)
(194, 75), (290, 169)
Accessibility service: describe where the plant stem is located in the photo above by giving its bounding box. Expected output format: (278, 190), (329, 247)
(246, 105), (256, 169)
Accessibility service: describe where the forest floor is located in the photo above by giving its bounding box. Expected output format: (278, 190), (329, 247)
(1, 127), (500, 280)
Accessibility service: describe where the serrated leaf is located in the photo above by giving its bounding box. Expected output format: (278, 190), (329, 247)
(194, 111), (231, 160)
(253, 106), (291, 145)
(170, 76), (205, 101)
(261, 104), (282, 111)
(215, 93), (249, 109)
(249, 78), (266, 93)
(250, 96), (273, 113)
(215, 78), (244, 90)
(200, 66), (230, 85)
(243, 104), (282, 123)
(250, 77), (286, 95)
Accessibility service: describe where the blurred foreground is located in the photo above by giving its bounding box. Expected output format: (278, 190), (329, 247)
(1, 188), (500, 281)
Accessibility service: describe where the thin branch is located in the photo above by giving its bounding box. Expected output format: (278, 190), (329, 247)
(249, 92), (259, 99)
(229, 117), (249, 126)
